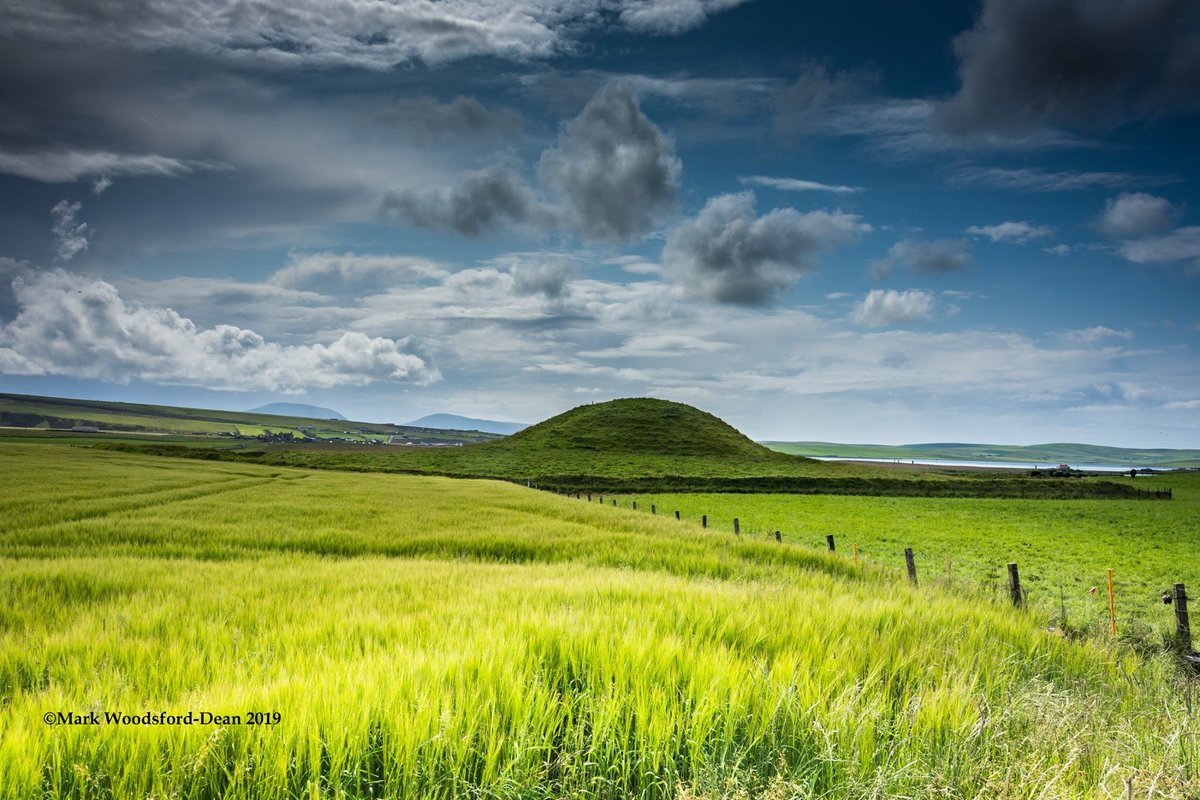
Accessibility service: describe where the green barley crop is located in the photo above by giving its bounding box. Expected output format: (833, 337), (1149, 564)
(1, 444), (1197, 798)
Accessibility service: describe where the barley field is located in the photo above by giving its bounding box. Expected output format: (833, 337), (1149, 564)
(1, 444), (1197, 798)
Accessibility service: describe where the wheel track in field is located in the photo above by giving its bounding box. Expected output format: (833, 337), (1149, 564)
(2, 473), (308, 533)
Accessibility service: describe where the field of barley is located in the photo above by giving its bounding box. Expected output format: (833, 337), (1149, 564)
(2, 443), (1198, 799)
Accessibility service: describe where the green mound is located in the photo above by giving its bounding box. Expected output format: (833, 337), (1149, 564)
(484, 397), (782, 459)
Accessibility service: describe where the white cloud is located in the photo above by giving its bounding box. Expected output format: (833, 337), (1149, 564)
(1044, 244), (1071, 256)
(1063, 326), (1133, 344)
(851, 289), (935, 327)
(0, 0), (747, 69)
(870, 239), (970, 280)
(0, 268), (438, 391)
(661, 191), (869, 305)
(966, 220), (1053, 243)
(739, 175), (861, 194)
(0, 149), (225, 183)
(1118, 226), (1200, 270)
(617, 0), (748, 35)
(1097, 192), (1179, 239)
(50, 200), (91, 263)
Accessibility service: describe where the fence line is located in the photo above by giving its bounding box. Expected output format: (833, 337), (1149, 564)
(560, 486), (1197, 662)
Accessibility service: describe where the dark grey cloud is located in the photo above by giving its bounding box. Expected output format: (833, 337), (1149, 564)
(375, 96), (523, 141)
(940, 0), (1200, 134)
(512, 262), (574, 299)
(661, 191), (869, 306)
(539, 83), (681, 242)
(870, 239), (971, 280)
(380, 167), (554, 237)
(1097, 193), (1180, 239)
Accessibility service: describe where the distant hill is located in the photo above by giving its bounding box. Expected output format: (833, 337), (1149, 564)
(250, 402), (346, 420)
(406, 413), (527, 435)
(0, 392), (497, 445)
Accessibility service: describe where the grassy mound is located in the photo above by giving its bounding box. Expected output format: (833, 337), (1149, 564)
(491, 397), (782, 458)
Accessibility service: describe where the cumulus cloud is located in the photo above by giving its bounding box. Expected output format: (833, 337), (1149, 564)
(0, 268), (438, 391)
(951, 166), (1181, 192)
(50, 200), (91, 262)
(381, 167), (554, 236)
(870, 239), (970, 280)
(966, 220), (1053, 243)
(0, 0), (746, 69)
(661, 191), (869, 306)
(851, 289), (935, 327)
(1097, 192), (1179, 238)
(269, 251), (450, 294)
(0, 149), (225, 184)
(940, 0), (1200, 134)
(539, 83), (681, 242)
(739, 175), (861, 194)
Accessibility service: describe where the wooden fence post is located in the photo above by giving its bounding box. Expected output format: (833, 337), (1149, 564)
(1107, 568), (1117, 637)
(826, 534), (835, 552)
(632, 501), (637, 510)
(1007, 562), (1022, 607)
(612, 499), (616, 506)
(587, 493), (592, 502)
(733, 517), (740, 535)
(675, 510), (680, 520)
(651, 504), (656, 514)
(701, 514), (707, 528)
(905, 548), (918, 585)
(774, 531), (781, 543)
(1175, 583), (1192, 652)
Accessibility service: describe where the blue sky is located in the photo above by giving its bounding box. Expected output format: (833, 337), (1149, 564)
(0, 0), (1198, 446)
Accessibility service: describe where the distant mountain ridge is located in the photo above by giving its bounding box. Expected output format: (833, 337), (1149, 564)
(406, 414), (527, 435)
(250, 403), (346, 420)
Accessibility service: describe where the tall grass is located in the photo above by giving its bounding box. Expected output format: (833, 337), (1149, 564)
(1, 444), (1197, 798)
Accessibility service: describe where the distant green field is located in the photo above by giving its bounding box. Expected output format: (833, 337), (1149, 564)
(1, 443), (1197, 798)
(0, 392), (497, 444)
(766, 440), (1200, 468)
(618, 471), (1200, 636)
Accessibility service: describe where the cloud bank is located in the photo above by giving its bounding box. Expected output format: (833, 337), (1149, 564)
(0, 268), (439, 391)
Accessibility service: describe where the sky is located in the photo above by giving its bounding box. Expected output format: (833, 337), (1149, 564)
(0, 0), (1198, 446)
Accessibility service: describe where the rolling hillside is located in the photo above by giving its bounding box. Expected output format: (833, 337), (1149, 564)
(0, 392), (497, 445)
(114, 398), (1164, 498)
